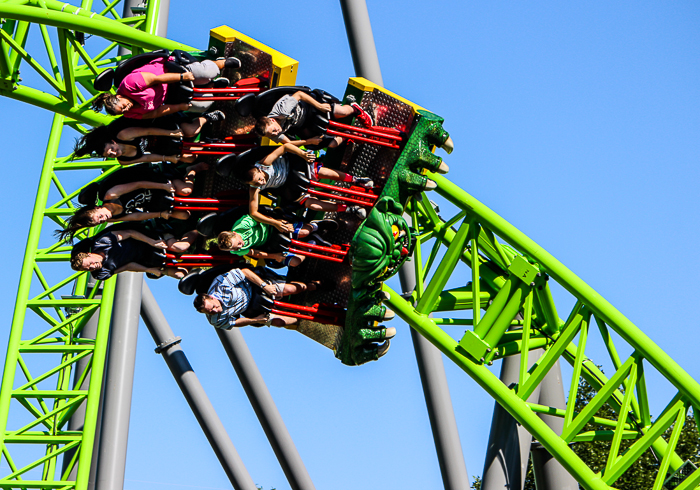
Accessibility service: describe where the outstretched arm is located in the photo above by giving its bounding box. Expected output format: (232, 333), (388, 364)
(240, 267), (278, 298)
(259, 142), (315, 166)
(111, 230), (167, 249)
(248, 187), (293, 233)
(116, 126), (183, 141)
(103, 180), (175, 200)
(140, 71), (195, 88)
(294, 91), (331, 113)
(139, 102), (191, 119)
(109, 210), (172, 222)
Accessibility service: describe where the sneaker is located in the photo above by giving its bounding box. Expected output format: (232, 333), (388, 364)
(347, 205), (367, 220)
(312, 219), (339, 235)
(308, 232), (332, 248)
(377, 340), (391, 358)
(350, 102), (374, 127)
(224, 57), (241, 69)
(212, 77), (230, 88)
(352, 176), (374, 189)
(203, 110), (225, 124)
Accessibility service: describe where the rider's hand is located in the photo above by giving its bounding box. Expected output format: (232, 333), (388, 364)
(162, 182), (176, 193)
(263, 284), (277, 297)
(275, 221), (293, 233)
(302, 150), (316, 163)
(318, 102), (332, 113)
(152, 240), (168, 249)
(181, 71), (195, 82)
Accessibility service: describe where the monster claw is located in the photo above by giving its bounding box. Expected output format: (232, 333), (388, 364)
(441, 136), (454, 154)
(383, 309), (396, 321)
(424, 179), (437, 191)
(437, 161), (449, 174)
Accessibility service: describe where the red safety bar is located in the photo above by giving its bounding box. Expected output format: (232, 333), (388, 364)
(311, 181), (378, 202)
(306, 188), (375, 207)
(181, 140), (256, 156)
(328, 120), (404, 141)
(325, 129), (400, 149)
(288, 240), (348, 263)
(191, 86), (262, 101)
(172, 197), (246, 212)
(271, 300), (345, 326)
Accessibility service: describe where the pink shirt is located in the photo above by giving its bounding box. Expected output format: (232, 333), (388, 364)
(117, 58), (169, 118)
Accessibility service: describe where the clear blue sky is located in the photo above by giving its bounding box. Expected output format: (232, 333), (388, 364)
(0, 1), (698, 489)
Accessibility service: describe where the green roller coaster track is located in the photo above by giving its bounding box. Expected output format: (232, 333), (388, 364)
(0, 1), (698, 489)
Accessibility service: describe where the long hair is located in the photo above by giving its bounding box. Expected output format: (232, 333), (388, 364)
(92, 92), (120, 115)
(55, 206), (100, 244)
(73, 125), (115, 159)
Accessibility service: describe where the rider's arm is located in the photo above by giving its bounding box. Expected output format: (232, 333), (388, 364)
(139, 102), (191, 119)
(248, 187), (290, 232)
(117, 127), (183, 141)
(103, 181), (173, 200)
(140, 71), (194, 87)
(294, 91), (331, 113)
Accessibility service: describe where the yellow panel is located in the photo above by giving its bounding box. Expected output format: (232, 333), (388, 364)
(210, 26), (298, 87)
(348, 76), (427, 112)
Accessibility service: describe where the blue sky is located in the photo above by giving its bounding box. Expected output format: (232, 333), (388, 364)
(0, 1), (699, 489)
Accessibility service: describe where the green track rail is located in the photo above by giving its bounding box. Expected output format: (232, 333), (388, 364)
(0, 1), (699, 489)
(0, 1), (188, 488)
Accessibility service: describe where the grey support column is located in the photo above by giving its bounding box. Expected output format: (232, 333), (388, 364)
(531, 361), (578, 490)
(217, 328), (315, 490)
(340, 4), (470, 488)
(94, 272), (143, 490)
(339, 0), (383, 85)
(481, 351), (541, 490)
(140, 283), (256, 490)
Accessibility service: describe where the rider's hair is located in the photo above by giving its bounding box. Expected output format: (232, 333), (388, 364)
(193, 294), (211, 312)
(73, 124), (116, 159)
(217, 231), (236, 250)
(70, 251), (91, 271)
(230, 160), (258, 184)
(254, 117), (273, 137)
(92, 93), (121, 115)
(55, 206), (101, 244)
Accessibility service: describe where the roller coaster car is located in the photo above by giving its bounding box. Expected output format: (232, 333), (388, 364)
(234, 86), (403, 149)
(195, 206), (349, 265)
(92, 49), (195, 103)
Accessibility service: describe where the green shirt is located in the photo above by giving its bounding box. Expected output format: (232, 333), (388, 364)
(230, 214), (270, 256)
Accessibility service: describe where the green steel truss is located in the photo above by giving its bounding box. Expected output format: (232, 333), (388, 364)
(384, 172), (700, 490)
(0, 1), (189, 488)
(1, 1), (700, 489)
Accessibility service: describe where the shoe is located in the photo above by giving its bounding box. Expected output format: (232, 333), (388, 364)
(350, 102), (374, 127)
(224, 57), (241, 69)
(308, 232), (332, 248)
(346, 205), (367, 219)
(377, 340), (391, 358)
(212, 77), (230, 88)
(352, 176), (374, 189)
(203, 110), (225, 123)
(312, 219), (339, 235)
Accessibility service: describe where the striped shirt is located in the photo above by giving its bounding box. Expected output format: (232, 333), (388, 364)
(205, 269), (252, 330)
(253, 154), (289, 190)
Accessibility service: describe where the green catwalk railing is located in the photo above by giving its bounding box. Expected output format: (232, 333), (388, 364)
(1, 2), (700, 490)
(0, 1), (188, 488)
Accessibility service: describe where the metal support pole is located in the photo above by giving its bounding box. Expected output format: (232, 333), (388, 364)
(339, 4), (469, 488)
(94, 272), (142, 490)
(140, 283), (256, 490)
(117, 0), (142, 56)
(217, 328), (316, 490)
(531, 361), (578, 490)
(339, 0), (383, 86)
(481, 352), (541, 490)
(61, 281), (104, 487)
